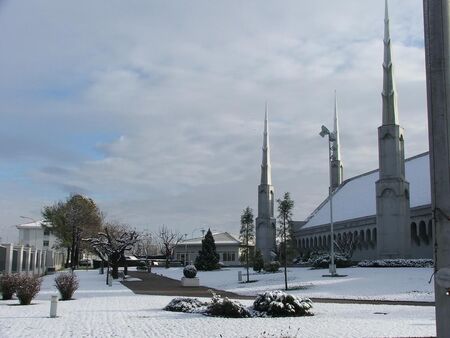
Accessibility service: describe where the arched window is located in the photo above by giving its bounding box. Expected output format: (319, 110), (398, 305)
(314, 237), (317, 248)
(411, 222), (419, 245)
(366, 229), (371, 243)
(419, 221), (428, 245)
(372, 228), (377, 244)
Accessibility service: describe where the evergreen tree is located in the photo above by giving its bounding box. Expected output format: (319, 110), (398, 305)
(253, 248), (264, 273)
(194, 229), (220, 271)
(277, 192), (295, 290)
(239, 207), (255, 282)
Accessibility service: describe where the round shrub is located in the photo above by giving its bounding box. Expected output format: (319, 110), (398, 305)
(55, 272), (79, 300)
(164, 297), (207, 313)
(15, 275), (42, 305)
(253, 290), (313, 317)
(0, 273), (19, 300)
(206, 293), (251, 318)
(264, 261), (280, 273)
(183, 265), (197, 278)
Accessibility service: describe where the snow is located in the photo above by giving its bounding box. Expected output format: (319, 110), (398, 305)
(153, 266), (435, 302)
(303, 152), (430, 228)
(0, 269), (436, 337)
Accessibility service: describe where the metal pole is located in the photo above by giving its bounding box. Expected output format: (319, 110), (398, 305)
(423, 1), (450, 336)
(328, 138), (336, 276)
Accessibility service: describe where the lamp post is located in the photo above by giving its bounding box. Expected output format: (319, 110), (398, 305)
(319, 125), (337, 276)
(184, 233), (188, 265)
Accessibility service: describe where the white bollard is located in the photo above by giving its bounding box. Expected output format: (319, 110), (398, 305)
(50, 295), (58, 318)
(108, 273), (113, 287)
(238, 270), (242, 282)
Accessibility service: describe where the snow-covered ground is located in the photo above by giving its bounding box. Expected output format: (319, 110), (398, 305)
(153, 266), (435, 302)
(0, 270), (436, 337)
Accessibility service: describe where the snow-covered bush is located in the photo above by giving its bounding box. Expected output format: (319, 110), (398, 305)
(164, 297), (208, 313)
(183, 265), (197, 278)
(264, 261), (280, 273)
(0, 273), (19, 300)
(55, 272), (79, 300)
(308, 252), (354, 269)
(206, 293), (251, 318)
(358, 259), (433, 268)
(15, 275), (42, 305)
(253, 290), (313, 317)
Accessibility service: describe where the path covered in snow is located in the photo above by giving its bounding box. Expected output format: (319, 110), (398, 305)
(153, 266), (435, 302)
(0, 269), (436, 337)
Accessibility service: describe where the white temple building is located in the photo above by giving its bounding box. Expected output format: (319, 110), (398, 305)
(256, 1), (433, 260)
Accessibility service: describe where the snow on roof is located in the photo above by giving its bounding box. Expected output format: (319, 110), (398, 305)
(302, 152), (430, 229)
(16, 220), (50, 229)
(179, 232), (241, 245)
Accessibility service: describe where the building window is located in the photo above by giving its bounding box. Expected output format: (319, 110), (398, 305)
(43, 240), (49, 247)
(222, 252), (235, 262)
(44, 229), (50, 236)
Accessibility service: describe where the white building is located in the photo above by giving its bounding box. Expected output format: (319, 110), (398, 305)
(17, 221), (58, 251)
(173, 232), (252, 266)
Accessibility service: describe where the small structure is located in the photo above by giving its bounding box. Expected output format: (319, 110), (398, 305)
(173, 232), (251, 266)
(181, 265), (199, 287)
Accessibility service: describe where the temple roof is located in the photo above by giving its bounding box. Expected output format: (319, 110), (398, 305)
(301, 152), (430, 229)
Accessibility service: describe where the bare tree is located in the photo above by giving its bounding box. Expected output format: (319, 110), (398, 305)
(157, 225), (183, 268)
(132, 232), (158, 271)
(84, 223), (139, 279)
(335, 234), (359, 260)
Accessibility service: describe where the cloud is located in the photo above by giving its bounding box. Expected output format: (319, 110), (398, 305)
(0, 0), (429, 241)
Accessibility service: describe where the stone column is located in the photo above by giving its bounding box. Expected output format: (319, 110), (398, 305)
(31, 249), (37, 275)
(37, 250), (42, 276)
(423, 1), (450, 336)
(16, 245), (24, 273)
(4, 244), (14, 274)
(24, 247), (31, 275)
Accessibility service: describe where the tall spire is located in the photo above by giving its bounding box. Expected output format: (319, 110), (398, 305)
(332, 90), (341, 162)
(261, 102), (272, 185)
(382, 0), (399, 125)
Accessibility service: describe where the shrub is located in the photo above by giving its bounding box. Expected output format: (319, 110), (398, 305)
(0, 273), (19, 300)
(55, 272), (79, 300)
(183, 265), (197, 278)
(253, 249), (264, 273)
(309, 252), (354, 269)
(206, 293), (251, 318)
(16, 275), (42, 305)
(164, 297), (207, 313)
(264, 261), (280, 273)
(357, 259), (434, 268)
(253, 290), (313, 317)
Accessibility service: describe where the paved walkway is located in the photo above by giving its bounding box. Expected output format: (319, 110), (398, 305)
(121, 271), (435, 307)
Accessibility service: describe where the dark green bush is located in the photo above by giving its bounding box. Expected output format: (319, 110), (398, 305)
(264, 261), (280, 273)
(206, 293), (251, 318)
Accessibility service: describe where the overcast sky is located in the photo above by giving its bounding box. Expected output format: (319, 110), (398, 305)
(0, 0), (428, 242)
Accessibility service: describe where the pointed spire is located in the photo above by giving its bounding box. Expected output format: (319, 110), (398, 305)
(261, 102), (272, 185)
(332, 90), (341, 161)
(382, 0), (399, 125)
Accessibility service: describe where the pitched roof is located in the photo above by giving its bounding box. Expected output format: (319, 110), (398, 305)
(301, 152), (430, 229)
(16, 220), (50, 229)
(179, 232), (241, 245)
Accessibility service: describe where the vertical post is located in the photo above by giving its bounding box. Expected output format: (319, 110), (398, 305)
(24, 247), (31, 275)
(329, 138), (336, 276)
(423, 1), (450, 336)
(16, 245), (24, 273)
(50, 295), (58, 318)
(5, 244), (14, 274)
